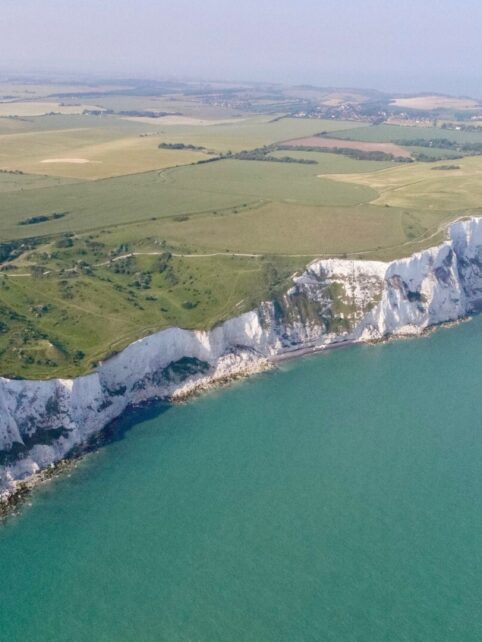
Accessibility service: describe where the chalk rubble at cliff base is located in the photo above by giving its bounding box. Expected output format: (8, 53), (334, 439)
(2, 216), (482, 500)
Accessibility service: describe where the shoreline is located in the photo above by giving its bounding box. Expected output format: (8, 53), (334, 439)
(269, 338), (356, 363)
(2, 214), (481, 514)
(0, 365), (272, 518)
(0, 459), (78, 519)
(0, 315), (473, 519)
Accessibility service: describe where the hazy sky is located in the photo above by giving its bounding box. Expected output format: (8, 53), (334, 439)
(2, 0), (482, 94)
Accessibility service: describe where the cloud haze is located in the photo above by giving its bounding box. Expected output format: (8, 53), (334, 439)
(1, 0), (481, 94)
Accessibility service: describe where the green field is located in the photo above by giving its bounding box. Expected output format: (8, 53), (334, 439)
(149, 116), (363, 153)
(105, 203), (448, 257)
(397, 146), (463, 160)
(0, 114), (364, 180)
(0, 254), (303, 379)
(0, 116), (211, 179)
(2, 82), (482, 378)
(332, 123), (482, 145)
(269, 149), (394, 172)
(0, 160), (377, 240)
(0, 172), (80, 193)
(328, 155), (482, 210)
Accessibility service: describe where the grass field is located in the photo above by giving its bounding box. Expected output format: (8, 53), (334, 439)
(0, 117), (41, 135)
(332, 123), (482, 145)
(150, 116), (364, 153)
(0, 81), (127, 101)
(269, 150), (394, 171)
(0, 117), (211, 179)
(0, 101), (105, 117)
(79, 95), (248, 119)
(390, 95), (480, 110)
(0, 113), (151, 134)
(0, 197), (451, 379)
(283, 136), (412, 157)
(2, 81), (482, 378)
(158, 159), (377, 206)
(398, 146), (463, 160)
(0, 159), (378, 240)
(3, 137), (209, 180)
(101, 202), (447, 257)
(0, 254), (303, 379)
(0, 112), (365, 179)
(327, 156), (482, 210)
(0, 172), (80, 193)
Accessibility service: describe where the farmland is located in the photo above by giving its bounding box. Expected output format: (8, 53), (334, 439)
(282, 136), (412, 158)
(327, 155), (482, 210)
(331, 123), (482, 146)
(0, 159), (378, 240)
(0, 116), (209, 179)
(2, 78), (482, 378)
(390, 95), (480, 110)
(0, 101), (107, 117)
(268, 150), (394, 172)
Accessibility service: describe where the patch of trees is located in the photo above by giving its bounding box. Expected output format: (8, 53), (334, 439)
(18, 211), (68, 226)
(55, 235), (74, 248)
(431, 164), (461, 171)
(58, 279), (74, 299)
(110, 256), (137, 275)
(29, 304), (51, 318)
(120, 110), (165, 117)
(0, 302), (23, 322)
(0, 241), (23, 262)
(164, 269), (178, 287)
(395, 138), (482, 154)
(130, 272), (152, 289)
(154, 252), (172, 273)
(195, 156), (222, 165)
(270, 155), (317, 164)
(29, 265), (46, 279)
(6, 240), (39, 258)
(82, 109), (113, 116)
(158, 142), (206, 151)
(277, 144), (412, 163)
(83, 238), (106, 257)
(412, 152), (463, 162)
(328, 147), (410, 162)
(222, 145), (318, 164)
(441, 122), (482, 132)
(72, 350), (85, 364)
(235, 150), (317, 164)
(119, 110), (181, 118)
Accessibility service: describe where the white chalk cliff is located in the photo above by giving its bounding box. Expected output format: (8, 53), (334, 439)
(2, 216), (482, 499)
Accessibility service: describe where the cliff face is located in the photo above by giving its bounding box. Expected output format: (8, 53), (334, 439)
(1, 217), (481, 498)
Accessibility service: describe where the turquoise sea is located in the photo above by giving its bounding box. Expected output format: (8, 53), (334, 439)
(2, 318), (482, 641)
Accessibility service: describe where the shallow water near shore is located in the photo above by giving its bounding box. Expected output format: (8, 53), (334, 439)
(2, 318), (482, 641)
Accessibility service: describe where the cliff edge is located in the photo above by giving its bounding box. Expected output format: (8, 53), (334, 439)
(2, 217), (481, 499)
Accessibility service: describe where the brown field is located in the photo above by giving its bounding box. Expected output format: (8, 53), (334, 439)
(0, 101), (106, 117)
(283, 136), (412, 158)
(0, 132), (209, 179)
(319, 91), (371, 107)
(390, 95), (480, 110)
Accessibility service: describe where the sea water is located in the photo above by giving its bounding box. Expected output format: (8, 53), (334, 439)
(2, 318), (482, 641)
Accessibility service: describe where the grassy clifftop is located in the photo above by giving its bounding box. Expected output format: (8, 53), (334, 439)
(1, 84), (481, 378)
